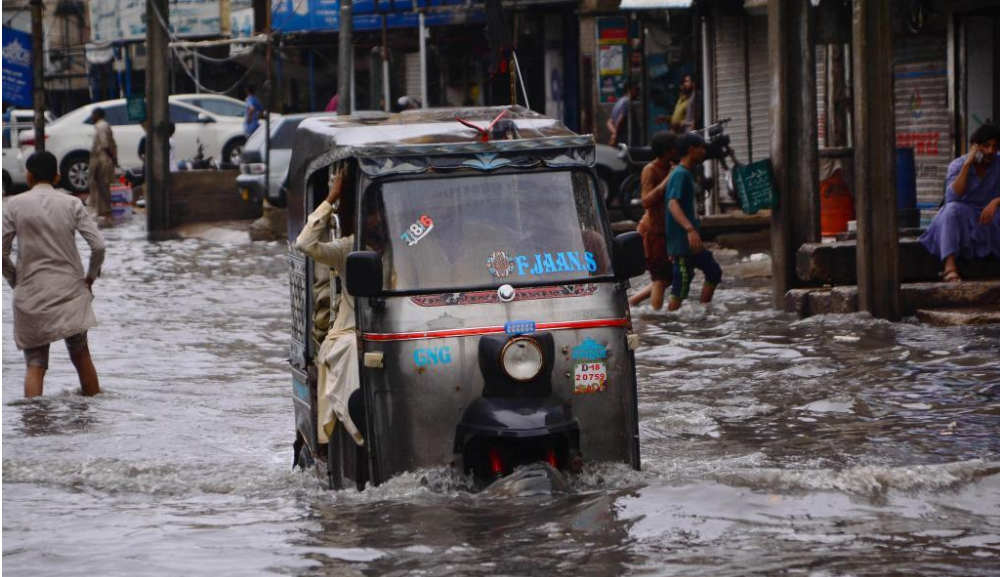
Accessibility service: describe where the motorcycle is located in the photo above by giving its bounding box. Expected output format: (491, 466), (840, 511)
(594, 118), (742, 223)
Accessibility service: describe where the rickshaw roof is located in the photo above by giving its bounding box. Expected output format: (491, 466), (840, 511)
(285, 106), (597, 242)
(294, 106), (593, 158)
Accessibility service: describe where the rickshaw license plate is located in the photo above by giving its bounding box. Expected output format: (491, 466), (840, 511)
(574, 361), (607, 394)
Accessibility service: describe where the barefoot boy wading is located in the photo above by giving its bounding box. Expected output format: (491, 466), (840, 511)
(665, 132), (722, 311)
(629, 130), (679, 310)
(3, 152), (105, 397)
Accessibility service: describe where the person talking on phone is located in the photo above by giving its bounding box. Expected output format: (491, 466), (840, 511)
(919, 122), (1000, 282)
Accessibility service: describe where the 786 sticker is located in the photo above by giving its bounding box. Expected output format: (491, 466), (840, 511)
(400, 214), (434, 246)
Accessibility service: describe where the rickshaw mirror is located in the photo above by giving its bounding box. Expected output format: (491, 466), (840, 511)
(613, 231), (646, 280)
(345, 251), (383, 297)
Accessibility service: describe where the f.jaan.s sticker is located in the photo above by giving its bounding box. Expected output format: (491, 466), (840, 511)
(572, 338), (607, 394)
(400, 214), (434, 246)
(486, 250), (598, 278)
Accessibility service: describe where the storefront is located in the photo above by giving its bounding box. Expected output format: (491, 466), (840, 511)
(703, 0), (999, 216)
(582, 0), (697, 146)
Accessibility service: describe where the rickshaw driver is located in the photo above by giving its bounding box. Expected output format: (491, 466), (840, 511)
(295, 166), (366, 448)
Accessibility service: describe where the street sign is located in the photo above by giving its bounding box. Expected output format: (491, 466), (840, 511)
(126, 94), (147, 123)
(2, 27), (33, 108)
(734, 159), (778, 215)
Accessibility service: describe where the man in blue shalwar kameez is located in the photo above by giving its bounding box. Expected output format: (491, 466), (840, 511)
(919, 123), (1000, 282)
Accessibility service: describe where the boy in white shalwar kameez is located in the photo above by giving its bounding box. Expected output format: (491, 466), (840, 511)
(3, 151), (106, 397)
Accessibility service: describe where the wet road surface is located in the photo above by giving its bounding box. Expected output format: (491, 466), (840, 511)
(3, 220), (999, 576)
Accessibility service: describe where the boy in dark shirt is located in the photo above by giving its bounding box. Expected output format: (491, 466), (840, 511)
(665, 132), (721, 311)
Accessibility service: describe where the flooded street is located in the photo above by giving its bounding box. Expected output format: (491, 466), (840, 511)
(3, 219), (999, 576)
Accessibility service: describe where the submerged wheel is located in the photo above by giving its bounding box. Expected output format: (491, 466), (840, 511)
(327, 439), (345, 490)
(296, 443), (314, 469)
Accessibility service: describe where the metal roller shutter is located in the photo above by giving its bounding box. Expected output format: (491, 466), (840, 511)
(404, 52), (422, 103)
(893, 33), (952, 210)
(816, 44), (826, 147)
(747, 14), (770, 163)
(713, 9), (750, 164)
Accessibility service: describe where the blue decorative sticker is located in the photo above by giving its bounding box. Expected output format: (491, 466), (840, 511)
(505, 320), (536, 335)
(572, 338), (607, 361)
(572, 338), (607, 394)
(414, 346), (452, 367)
(293, 377), (310, 401)
(463, 152), (512, 170)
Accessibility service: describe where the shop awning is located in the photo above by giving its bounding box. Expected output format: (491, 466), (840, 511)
(618, 0), (693, 9)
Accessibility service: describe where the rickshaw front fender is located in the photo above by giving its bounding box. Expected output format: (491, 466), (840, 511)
(454, 395), (579, 451)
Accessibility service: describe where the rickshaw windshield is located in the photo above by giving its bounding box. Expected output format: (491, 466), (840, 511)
(363, 169), (612, 293)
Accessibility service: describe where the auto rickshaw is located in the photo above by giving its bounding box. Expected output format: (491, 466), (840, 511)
(284, 106), (646, 489)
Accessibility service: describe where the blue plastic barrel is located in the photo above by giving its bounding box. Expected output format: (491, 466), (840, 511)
(896, 147), (919, 228)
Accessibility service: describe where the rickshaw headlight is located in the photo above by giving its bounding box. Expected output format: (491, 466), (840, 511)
(501, 337), (544, 382)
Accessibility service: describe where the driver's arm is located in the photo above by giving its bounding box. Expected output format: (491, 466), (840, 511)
(296, 201), (351, 271)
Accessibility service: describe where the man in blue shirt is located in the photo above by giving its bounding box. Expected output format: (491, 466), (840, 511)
(606, 82), (638, 146)
(243, 84), (265, 137)
(665, 132), (722, 311)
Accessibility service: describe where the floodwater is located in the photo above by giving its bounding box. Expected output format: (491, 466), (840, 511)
(3, 219), (998, 576)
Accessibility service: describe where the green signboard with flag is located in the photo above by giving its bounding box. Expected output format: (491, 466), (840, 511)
(126, 93), (147, 123)
(733, 159), (777, 215)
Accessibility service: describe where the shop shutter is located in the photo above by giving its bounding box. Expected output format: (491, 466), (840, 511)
(404, 52), (422, 103)
(893, 33), (952, 210)
(816, 44), (826, 147)
(713, 9), (750, 164)
(746, 14), (770, 163)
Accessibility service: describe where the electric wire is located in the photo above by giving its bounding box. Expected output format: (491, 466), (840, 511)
(148, 0), (261, 95)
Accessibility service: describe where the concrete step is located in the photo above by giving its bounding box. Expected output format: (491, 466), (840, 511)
(797, 238), (1000, 285)
(785, 279), (1000, 319)
(915, 305), (1000, 326)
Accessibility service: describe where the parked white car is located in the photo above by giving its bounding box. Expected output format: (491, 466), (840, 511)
(3, 109), (56, 193)
(18, 98), (248, 193)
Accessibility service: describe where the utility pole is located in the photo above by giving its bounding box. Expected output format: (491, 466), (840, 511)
(264, 1), (272, 206)
(146, 0), (171, 238)
(852, 0), (899, 319)
(768, 0), (819, 308)
(337, 0), (352, 115)
(30, 0), (45, 152)
(419, 11), (427, 108)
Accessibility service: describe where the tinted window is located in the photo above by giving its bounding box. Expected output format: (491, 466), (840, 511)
(170, 104), (202, 123)
(3, 129), (11, 149)
(271, 119), (305, 149)
(187, 98), (244, 117)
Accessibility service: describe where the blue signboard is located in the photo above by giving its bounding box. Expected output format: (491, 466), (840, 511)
(271, 0), (484, 33)
(2, 28), (33, 108)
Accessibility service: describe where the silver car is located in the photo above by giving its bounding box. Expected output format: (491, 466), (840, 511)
(237, 113), (333, 208)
